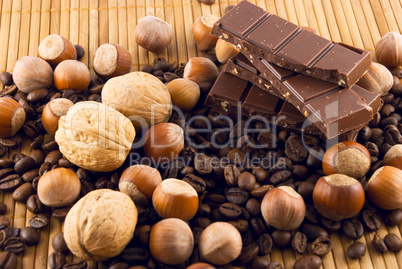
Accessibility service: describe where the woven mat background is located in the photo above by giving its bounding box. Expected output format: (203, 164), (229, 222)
(0, 0), (401, 268)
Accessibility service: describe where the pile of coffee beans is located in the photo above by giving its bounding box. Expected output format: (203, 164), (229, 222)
(0, 53), (401, 269)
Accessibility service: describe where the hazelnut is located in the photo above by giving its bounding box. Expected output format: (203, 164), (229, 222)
(12, 56), (53, 93)
(93, 43), (132, 80)
(152, 178), (198, 221)
(186, 263), (216, 269)
(383, 144), (402, 170)
(135, 16), (173, 54)
(0, 97), (26, 138)
(183, 57), (219, 84)
(312, 174), (365, 221)
(356, 62), (393, 96)
(143, 123), (185, 165)
(375, 31), (402, 68)
(42, 98), (74, 135)
(119, 165), (162, 206)
(199, 222), (242, 265)
(64, 189), (138, 261)
(322, 141), (370, 179)
(261, 186), (305, 230)
(367, 166), (402, 210)
(300, 26), (317, 34)
(55, 101), (136, 172)
(149, 218), (194, 265)
(38, 34), (77, 68)
(101, 71), (172, 129)
(166, 78), (200, 112)
(37, 168), (81, 207)
(193, 15), (219, 51)
(54, 60), (90, 91)
(215, 39), (239, 64)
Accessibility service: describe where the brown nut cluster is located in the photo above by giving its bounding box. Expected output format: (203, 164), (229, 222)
(135, 16), (174, 53)
(0, 97), (26, 138)
(38, 34), (77, 68)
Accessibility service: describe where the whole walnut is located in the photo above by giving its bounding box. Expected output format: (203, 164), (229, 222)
(63, 189), (138, 261)
(55, 101), (135, 172)
(101, 71), (172, 129)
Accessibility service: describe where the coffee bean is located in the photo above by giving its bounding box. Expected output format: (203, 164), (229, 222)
(284, 135), (307, 162)
(361, 210), (381, 231)
(250, 218), (265, 235)
(52, 233), (69, 253)
(270, 157), (292, 173)
(310, 236), (332, 256)
(292, 165), (309, 180)
(384, 209), (402, 226)
(49, 252), (66, 269)
(153, 57), (169, 71)
(252, 167), (267, 182)
(163, 160), (184, 179)
(225, 4), (235, 14)
(0, 201), (7, 215)
(358, 126), (372, 142)
(4, 237), (26, 254)
(45, 150), (63, 165)
(0, 160), (14, 169)
(20, 227), (40, 246)
(12, 182), (34, 203)
(39, 162), (52, 176)
(0, 135), (22, 149)
(245, 198), (260, 216)
(270, 170), (291, 185)
(238, 244), (259, 264)
(250, 185), (274, 199)
(267, 261), (284, 269)
(0, 168), (14, 180)
(291, 232), (307, 254)
(26, 194), (44, 214)
(0, 216), (10, 230)
(14, 156), (35, 175)
(297, 181), (314, 201)
(108, 262), (128, 269)
(52, 207), (71, 221)
(62, 261), (87, 269)
(321, 217), (341, 232)
(42, 139), (58, 152)
(384, 125), (402, 145)
(227, 148), (246, 165)
(0, 174), (22, 191)
(272, 230), (292, 248)
(238, 172), (256, 191)
(121, 247), (149, 264)
(300, 224), (328, 241)
(198, 0), (215, 5)
(304, 205), (320, 224)
(27, 88), (48, 102)
(256, 233), (273, 255)
(183, 174), (206, 193)
(74, 44), (85, 60)
(29, 214), (49, 229)
(95, 177), (115, 189)
(384, 233), (402, 252)
(293, 255), (322, 269)
(372, 233), (388, 252)
(226, 187), (248, 205)
(347, 241), (366, 259)
(0, 72), (13, 86)
(257, 130), (278, 149)
(218, 202), (242, 219)
(342, 218), (364, 239)
(0, 251), (17, 269)
(22, 169), (39, 183)
(224, 164), (240, 186)
(226, 219), (248, 234)
(251, 256), (271, 269)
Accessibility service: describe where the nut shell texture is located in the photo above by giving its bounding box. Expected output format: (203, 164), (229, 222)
(64, 189), (138, 261)
(101, 72), (172, 129)
(55, 101), (135, 172)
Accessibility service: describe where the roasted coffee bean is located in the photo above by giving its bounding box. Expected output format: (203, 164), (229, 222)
(20, 227), (40, 246)
(27, 88), (48, 102)
(0, 72), (13, 86)
(26, 194), (44, 214)
(0, 135), (22, 149)
(94, 177), (115, 189)
(45, 150), (63, 165)
(0, 168), (14, 180)
(63, 261), (87, 269)
(284, 135), (307, 162)
(0, 251), (17, 269)
(180, 166), (195, 176)
(89, 83), (104, 95)
(293, 255), (322, 269)
(74, 44), (85, 60)
(297, 181), (314, 201)
(270, 170), (291, 185)
(49, 252), (66, 269)
(4, 237), (26, 254)
(193, 218), (212, 229)
(205, 194), (226, 208)
(251, 167), (266, 183)
(372, 233), (388, 252)
(246, 198), (260, 216)
(369, 112), (381, 127)
(310, 236), (333, 256)
(384, 209), (402, 226)
(14, 156), (35, 175)
(227, 148), (246, 166)
(358, 126), (372, 142)
(108, 262), (128, 269)
(257, 130), (278, 149)
(122, 247), (149, 263)
(267, 261), (284, 269)
(0, 174), (22, 191)
(52, 232), (69, 253)
(183, 174), (206, 193)
(251, 256), (271, 269)
(242, 229), (254, 246)
(76, 168), (90, 181)
(198, 0), (215, 5)
(141, 65), (154, 74)
(306, 146), (324, 167)
(304, 205), (320, 224)
(197, 204), (211, 216)
(238, 172), (257, 191)
(153, 57), (170, 71)
(272, 230), (292, 248)
(347, 241), (366, 259)
(218, 203), (242, 219)
(269, 157), (292, 173)
(22, 169), (39, 182)
(4, 228), (19, 239)
(29, 214), (49, 229)
(250, 218), (265, 235)
(364, 141), (379, 158)
(236, 135), (255, 153)
(342, 218), (364, 239)
(10, 153), (26, 164)
(0, 159), (14, 169)
(224, 164), (240, 186)
(292, 165), (309, 180)
(0, 216), (10, 230)
(384, 233), (402, 252)
(19, 98), (35, 118)
(228, 219), (248, 234)
(163, 72), (179, 82)
(384, 125), (402, 145)
(0, 201), (7, 215)
(163, 160), (184, 179)
(291, 232), (307, 254)
(300, 224), (329, 242)
(52, 207), (71, 221)
(225, 187), (248, 205)
(238, 244), (259, 264)
(250, 185), (273, 199)
(12, 182), (34, 203)
(321, 217), (341, 232)
(380, 116), (398, 129)
(58, 158), (74, 168)
(32, 176), (39, 191)
(30, 135), (44, 150)
(361, 210), (381, 231)
(39, 162), (52, 176)
(42, 139), (58, 151)
(0, 145), (6, 156)
(380, 143), (392, 156)
(0, 85), (17, 98)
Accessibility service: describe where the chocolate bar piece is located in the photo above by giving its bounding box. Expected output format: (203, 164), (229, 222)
(211, 1), (371, 87)
(222, 53), (382, 138)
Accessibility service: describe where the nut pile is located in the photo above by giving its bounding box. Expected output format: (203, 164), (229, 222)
(0, 7), (401, 269)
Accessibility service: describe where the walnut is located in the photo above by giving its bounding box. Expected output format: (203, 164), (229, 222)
(101, 71), (172, 129)
(63, 189), (138, 261)
(55, 101), (135, 172)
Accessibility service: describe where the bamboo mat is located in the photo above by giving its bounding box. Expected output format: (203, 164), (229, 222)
(0, 0), (401, 268)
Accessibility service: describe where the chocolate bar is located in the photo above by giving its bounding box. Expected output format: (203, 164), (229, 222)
(211, 1), (371, 87)
(223, 53), (381, 138)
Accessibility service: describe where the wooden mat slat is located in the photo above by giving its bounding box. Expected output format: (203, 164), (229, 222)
(50, 0), (60, 34)
(331, 0), (354, 45)
(350, 0), (376, 50)
(360, 0), (382, 46)
(292, 0), (308, 27)
(321, 0), (342, 42)
(302, 0), (321, 35)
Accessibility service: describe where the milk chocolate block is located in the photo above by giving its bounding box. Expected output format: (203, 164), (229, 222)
(211, 1), (371, 87)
